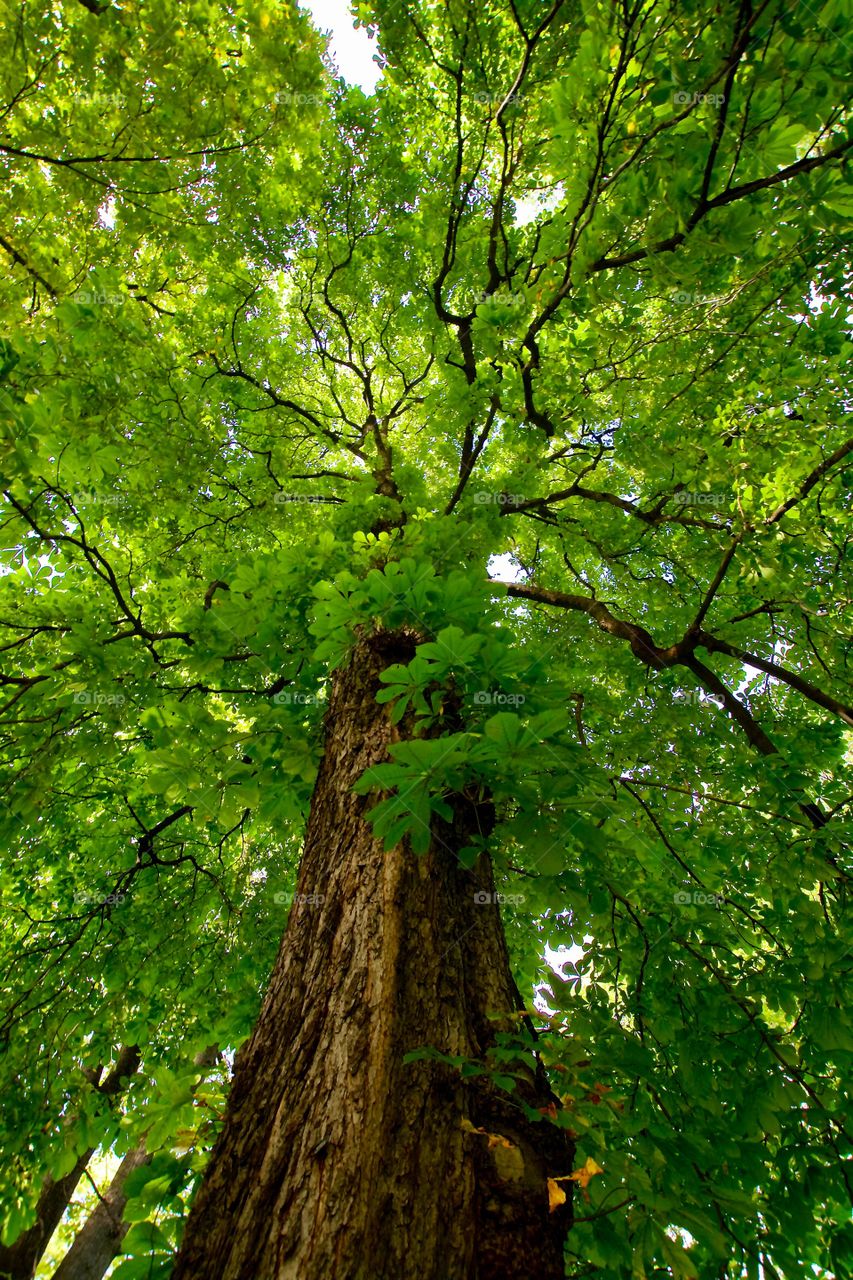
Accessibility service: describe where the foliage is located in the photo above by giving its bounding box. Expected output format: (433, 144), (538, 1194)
(0, 0), (851, 1276)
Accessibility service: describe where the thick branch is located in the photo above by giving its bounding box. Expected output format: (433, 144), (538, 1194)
(589, 138), (853, 274)
(50, 1142), (149, 1280)
(765, 437), (853, 524)
(493, 579), (675, 667)
(697, 632), (853, 725)
(491, 578), (835, 830)
(685, 655), (828, 830)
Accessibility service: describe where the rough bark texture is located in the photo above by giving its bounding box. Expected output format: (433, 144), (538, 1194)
(0, 1046), (140, 1280)
(50, 1141), (150, 1280)
(173, 632), (573, 1280)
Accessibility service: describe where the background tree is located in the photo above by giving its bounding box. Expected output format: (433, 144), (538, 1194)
(49, 1139), (150, 1280)
(1, 0), (851, 1277)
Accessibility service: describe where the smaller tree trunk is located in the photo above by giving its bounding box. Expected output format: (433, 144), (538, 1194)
(0, 1047), (140, 1280)
(0, 1154), (92, 1280)
(45, 1045), (215, 1280)
(49, 1142), (150, 1280)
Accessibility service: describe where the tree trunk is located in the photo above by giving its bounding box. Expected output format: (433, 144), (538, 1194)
(0, 1154), (92, 1280)
(0, 1046), (140, 1280)
(50, 1141), (150, 1280)
(48, 1045), (215, 1280)
(174, 631), (573, 1280)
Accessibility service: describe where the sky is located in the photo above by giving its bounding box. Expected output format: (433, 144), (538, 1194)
(302, 0), (383, 92)
(294, 9), (562, 230)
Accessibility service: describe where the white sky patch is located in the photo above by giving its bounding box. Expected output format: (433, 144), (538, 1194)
(546, 940), (586, 972)
(97, 197), (117, 229)
(513, 184), (565, 227)
(535, 935), (592, 1013)
(487, 552), (524, 582)
(302, 0), (382, 93)
(667, 1226), (697, 1252)
(791, 281), (843, 324)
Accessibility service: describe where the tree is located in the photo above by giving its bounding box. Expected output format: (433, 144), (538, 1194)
(50, 1140), (150, 1280)
(48, 1049), (217, 1280)
(0, 1048), (140, 1280)
(1, 0), (851, 1277)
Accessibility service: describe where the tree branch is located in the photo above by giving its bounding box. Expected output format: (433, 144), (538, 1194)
(696, 632), (853, 725)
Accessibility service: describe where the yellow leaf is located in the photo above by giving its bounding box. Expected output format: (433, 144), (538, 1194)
(548, 1177), (567, 1212)
(461, 1118), (515, 1150)
(568, 1157), (604, 1188)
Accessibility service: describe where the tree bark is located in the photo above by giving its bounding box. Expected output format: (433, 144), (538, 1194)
(0, 1046), (140, 1280)
(173, 630), (573, 1280)
(50, 1141), (150, 1280)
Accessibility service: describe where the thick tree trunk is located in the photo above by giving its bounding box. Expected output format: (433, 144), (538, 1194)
(50, 1141), (150, 1280)
(174, 631), (573, 1280)
(0, 1046), (140, 1280)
